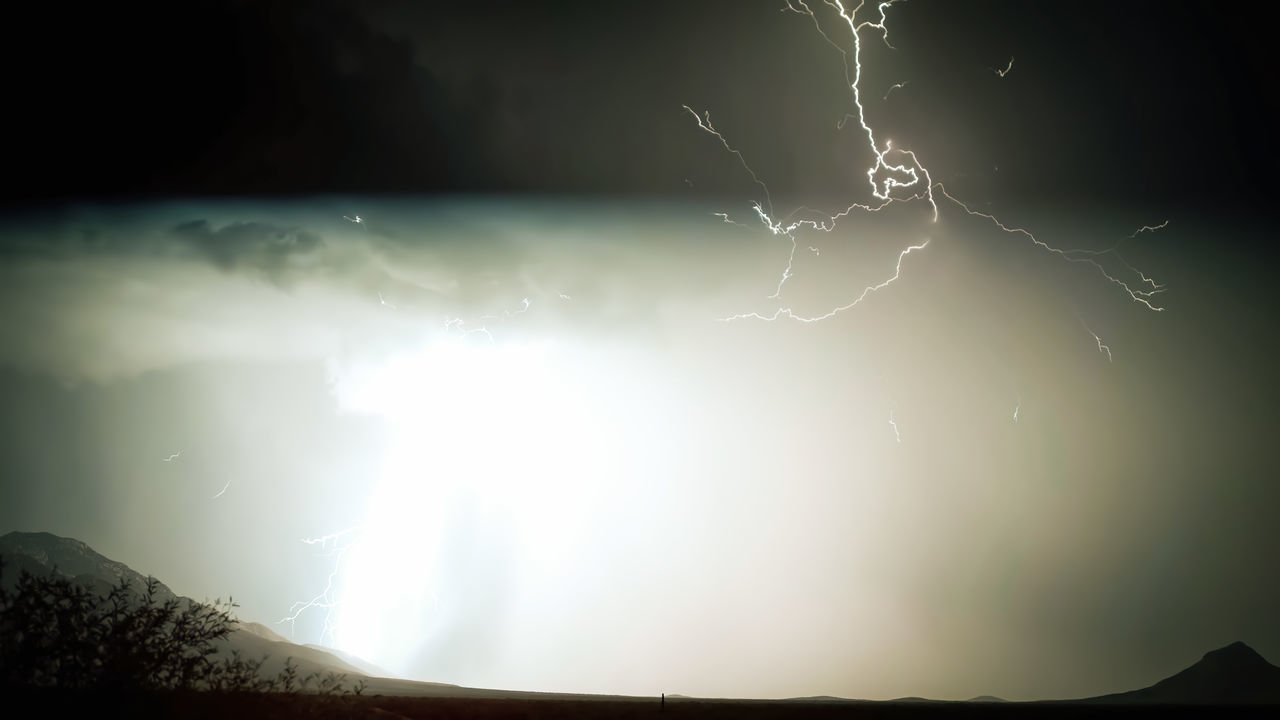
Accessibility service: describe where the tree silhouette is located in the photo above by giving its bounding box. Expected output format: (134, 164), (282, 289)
(0, 560), (362, 695)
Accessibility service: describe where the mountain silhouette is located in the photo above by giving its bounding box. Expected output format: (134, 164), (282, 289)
(1084, 641), (1280, 704)
(6, 531), (1280, 704)
(0, 531), (510, 698)
(0, 530), (178, 600)
(0, 530), (372, 682)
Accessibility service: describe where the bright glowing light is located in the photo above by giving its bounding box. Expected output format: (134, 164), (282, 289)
(315, 337), (616, 673)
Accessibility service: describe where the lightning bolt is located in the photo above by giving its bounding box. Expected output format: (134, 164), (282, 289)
(682, 106), (776, 222)
(1129, 220), (1169, 238)
(1013, 399), (1020, 423)
(993, 57), (1014, 78)
(343, 215), (363, 224)
(688, 0), (1167, 333)
(717, 239), (928, 323)
(443, 316), (495, 344)
(936, 185), (1167, 312)
(479, 297), (531, 321)
(279, 526), (365, 642)
(1080, 318), (1113, 362)
(712, 211), (753, 230)
(301, 527), (365, 548)
(441, 297), (536, 345)
(211, 479), (231, 499)
(883, 80), (908, 100)
(163, 451), (182, 462)
(888, 409), (902, 443)
(687, 1), (934, 321)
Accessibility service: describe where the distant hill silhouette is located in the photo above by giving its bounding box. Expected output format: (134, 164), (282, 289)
(0, 530), (372, 682)
(6, 531), (1280, 705)
(0, 531), (625, 700)
(0, 531), (178, 600)
(1082, 641), (1280, 705)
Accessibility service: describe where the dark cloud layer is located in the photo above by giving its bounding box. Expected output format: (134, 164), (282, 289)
(172, 219), (323, 282)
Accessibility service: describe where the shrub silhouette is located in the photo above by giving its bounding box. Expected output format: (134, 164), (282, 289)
(0, 560), (362, 695)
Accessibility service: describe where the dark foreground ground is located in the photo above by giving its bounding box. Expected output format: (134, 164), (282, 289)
(13, 690), (1280, 719)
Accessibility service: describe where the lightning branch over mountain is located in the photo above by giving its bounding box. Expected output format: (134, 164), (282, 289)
(279, 526), (365, 643)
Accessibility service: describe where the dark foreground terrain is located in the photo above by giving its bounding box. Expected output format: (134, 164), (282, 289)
(14, 690), (1280, 719)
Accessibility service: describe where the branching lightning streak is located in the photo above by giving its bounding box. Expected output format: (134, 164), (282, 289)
(934, 185), (1166, 312)
(682, 106), (775, 221)
(718, 239), (928, 322)
(1129, 220), (1169, 238)
(301, 527), (365, 548)
(279, 526), (366, 642)
(163, 451), (181, 462)
(822, 0), (938, 218)
(888, 409), (902, 443)
(479, 297), (531, 321)
(1013, 399), (1020, 423)
(883, 80), (908, 100)
(211, 480), (231, 499)
(1080, 318), (1113, 362)
(442, 297), (533, 344)
(343, 215), (364, 225)
(690, 0), (1168, 338)
(443, 316), (495, 344)
(713, 212), (753, 230)
(688, 0), (939, 320)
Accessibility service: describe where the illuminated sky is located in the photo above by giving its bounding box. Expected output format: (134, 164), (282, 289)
(2, 0), (1278, 703)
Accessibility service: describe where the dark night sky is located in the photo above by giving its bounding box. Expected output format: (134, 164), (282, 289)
(2, 0), (1279, 703)
(5, 1), (1276, 205)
